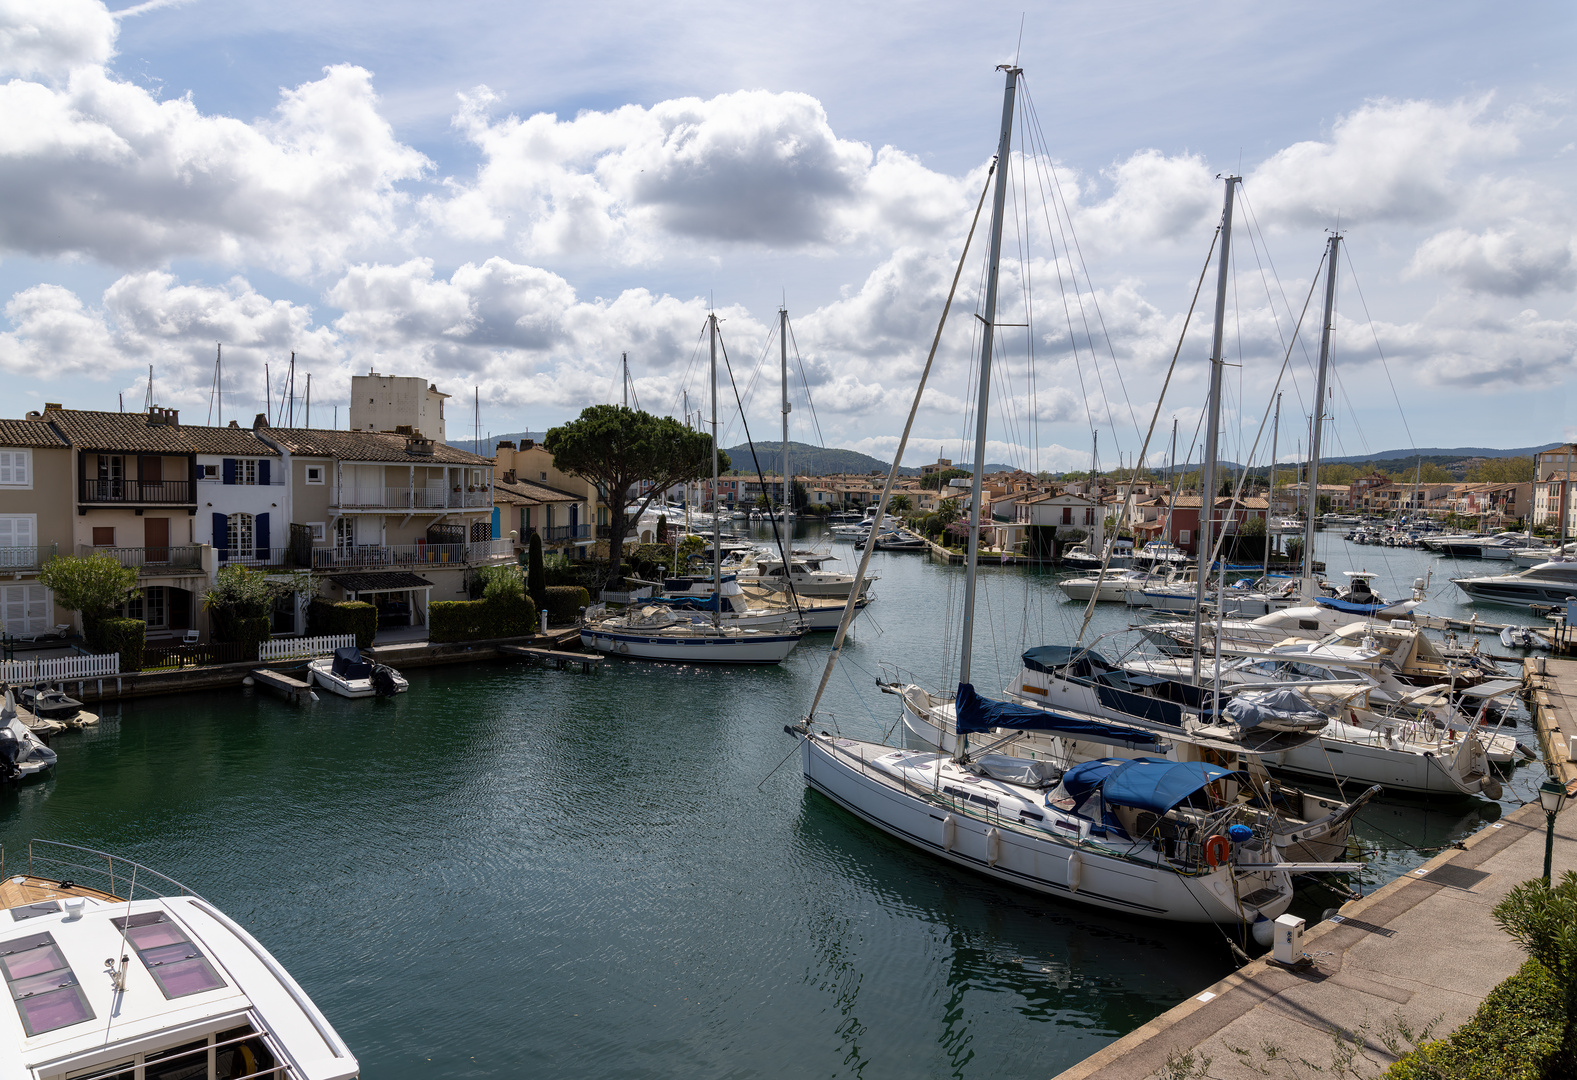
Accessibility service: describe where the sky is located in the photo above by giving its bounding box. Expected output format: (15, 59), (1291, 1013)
(0, 0), (1573, 472)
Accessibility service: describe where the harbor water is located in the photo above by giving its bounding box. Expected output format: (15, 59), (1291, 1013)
(0, 527), (1544, 1078)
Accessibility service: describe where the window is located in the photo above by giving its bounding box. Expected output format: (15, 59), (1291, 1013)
(227, 513), (254, 558)
(110, 910), (226, 999)
(1, 930), (94, 1035)
(201, 464), (218, 479)
(92, 527), (115, 546)
(0, 449), (30, 487)
(239, 459), (256, 485)
(0, 515), (35, 556)
(124, 587), (167, 629)
(305, 465), (324, 484)
(540, 471), (547, 482)
(308, 522), (326, 541)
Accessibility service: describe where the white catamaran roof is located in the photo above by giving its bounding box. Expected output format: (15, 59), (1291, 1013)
(0, 889), (356, 1080)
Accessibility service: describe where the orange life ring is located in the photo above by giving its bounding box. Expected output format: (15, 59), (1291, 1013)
(1204, 834), (1231, 868)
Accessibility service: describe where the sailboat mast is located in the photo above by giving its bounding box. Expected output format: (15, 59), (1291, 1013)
(958, 64), (1019, 690)
(1302, 233), (1340, 597)
(709, 314), (722, 628)
(781, 307), (791, 537)
(1264, 392), (1279, 577)
(1190, 175), (1240, 684)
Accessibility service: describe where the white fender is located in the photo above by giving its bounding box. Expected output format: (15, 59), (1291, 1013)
(985, 828), (1001, 867)
(1067, 851), (1083, 893)
(941, 815), (957, 852)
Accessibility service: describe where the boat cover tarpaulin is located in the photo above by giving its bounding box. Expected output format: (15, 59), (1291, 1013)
(650, 595), (725, 612)
(1222, 688), (1327, 730)
(1021, 645), (1100, 674)
(1062, 757), (1234, 815)
(330, 647), (371, 680)
(953, 682), (1161, 745)
(1314, 596), (1387, 615)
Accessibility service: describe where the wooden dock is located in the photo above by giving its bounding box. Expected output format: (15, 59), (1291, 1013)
(249, 668), (316, 705)
(498, 644), (603, 673)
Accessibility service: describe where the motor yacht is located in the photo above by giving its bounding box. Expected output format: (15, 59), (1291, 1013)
(1452, 560), (1577, 609)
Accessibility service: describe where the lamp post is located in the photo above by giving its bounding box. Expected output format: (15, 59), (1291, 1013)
(1538, 778), (1568, 883)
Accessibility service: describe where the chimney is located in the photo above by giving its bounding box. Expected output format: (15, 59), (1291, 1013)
(43, 403), (62, 412)
(521, 439), (535, 450)
(25, 411), (41, 421)
(496, 440), (515, 450)
(395, 424), (414, 436)
(147, 406), (179, 427)
(253, 413), (269, 430)
(228, 419), (240, 428)
(404, 432), (435, 456)
(503, 469), (517, 484)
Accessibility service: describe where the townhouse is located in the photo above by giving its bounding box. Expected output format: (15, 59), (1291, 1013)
(0, 417), (73, 636)
(492, 440), (602, 541)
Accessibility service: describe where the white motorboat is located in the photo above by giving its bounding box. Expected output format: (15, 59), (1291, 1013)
(738, 553), (874, 598)
(0, 690), (56, 783)
(1060, 541), (1133, 572)
(1057, 568), (1168, 603)
(308, 646), (408, 698)
(581, 605), (802, 663)
(1453, 561), (1577, 609)
(0, 839), (359, 1079)
(1438, 533), (1529, 560)
(1513, 543), (1572, 568)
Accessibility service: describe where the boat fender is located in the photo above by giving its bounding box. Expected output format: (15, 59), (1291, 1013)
(1204, 834), (1232, 868)
(985, 827), (1001, 867)
(1251, 915), (1275, 948)
(1481, 775), (1504, 801)
(941, 815), (957, 852)
(1067, 851), (1083, 893)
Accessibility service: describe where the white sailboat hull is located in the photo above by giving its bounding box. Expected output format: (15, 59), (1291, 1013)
(581, 626), (800, 663)
(800, 734), (1292, 924)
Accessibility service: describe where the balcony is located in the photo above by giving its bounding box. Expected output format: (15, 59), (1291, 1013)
(217, 547), (291, 568)
(531, 524), (595, 544)
(308, 539), (514, 570)
(81, 545), (204, 573)
(0, 545), (57, 572)
(334, 487), (493, 511)
(80, 479), (194, 505)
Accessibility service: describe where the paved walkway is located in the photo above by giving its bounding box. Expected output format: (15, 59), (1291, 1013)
(1527, 656), (1577, 787)
(1053, 797), (1573, 1080)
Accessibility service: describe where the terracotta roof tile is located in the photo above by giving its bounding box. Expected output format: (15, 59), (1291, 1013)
(258, 427), (492, 465)
(0, 419), (68, 448)
(41, 409), (279, 454)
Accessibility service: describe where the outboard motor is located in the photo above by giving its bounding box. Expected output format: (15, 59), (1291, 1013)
(0, 725), (22, 787)
(370, 665), (400, 698)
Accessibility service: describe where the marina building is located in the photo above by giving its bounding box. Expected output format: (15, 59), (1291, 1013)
(348, 372), (451, 443)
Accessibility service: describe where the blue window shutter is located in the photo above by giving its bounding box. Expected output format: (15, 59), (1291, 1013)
(258, 459), (270, 487)
(222, 459), (236, 485)
(491, 507), (500, 539)
(213, 513), (229, 561)
(256, 513), (270, 554)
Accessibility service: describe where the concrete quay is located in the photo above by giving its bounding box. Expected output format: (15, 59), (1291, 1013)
(1053, 798), (1570, 1080)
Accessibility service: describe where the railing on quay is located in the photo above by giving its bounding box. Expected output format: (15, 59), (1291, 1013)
(258, 633), (356, 661)
(0, 653), (120, 685)
(142, 641), (258, 671)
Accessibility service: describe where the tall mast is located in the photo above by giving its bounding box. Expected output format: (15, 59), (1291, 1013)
(1264, 392), (1279, 577)
(958, 64), (1019, 691)
(623, 353), (629, 408)
(305, 373), (311, 429)
(781, 306), (791, 538)
(1190, 175), (1240, 684)
(709, 313), (722, 628)
(1165, 417), (1178, 548)
(216, 344), (222, 426)
(1302, 233), (1340, 597)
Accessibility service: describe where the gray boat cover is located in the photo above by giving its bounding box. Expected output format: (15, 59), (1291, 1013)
(974, 754), (1059, 787)
(1222, 688), (1328, 731)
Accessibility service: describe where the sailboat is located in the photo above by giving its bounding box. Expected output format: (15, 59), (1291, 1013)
(786, 70), (1339, 925)
(581, 314), (804, 664)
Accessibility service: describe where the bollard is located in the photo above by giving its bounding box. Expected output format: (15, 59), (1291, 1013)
(540, 611), (549, 635)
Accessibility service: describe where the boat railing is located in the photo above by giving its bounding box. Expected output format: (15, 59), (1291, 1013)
(2, 839), (206, 903)
(66, 1027), (299, 1080)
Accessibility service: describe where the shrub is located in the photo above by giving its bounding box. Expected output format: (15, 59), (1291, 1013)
(1383, 959), (1564, 1080)
(40, 552), (139, 623)
(306, 599), (377, 649)
(428, 593), (538, 642)
(543, 585), (590, 624)
(90, 617), (145, 673)
(527, 532), (547, 611)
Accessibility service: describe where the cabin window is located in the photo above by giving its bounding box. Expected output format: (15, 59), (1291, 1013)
(63, 1025), (276, 1080)
(1, 930), (94, 1035)
(110, 911), (226, 999)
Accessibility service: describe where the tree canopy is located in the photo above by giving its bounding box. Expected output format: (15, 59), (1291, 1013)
(39, 551), (139, 622)
(544, 405), (725, 586)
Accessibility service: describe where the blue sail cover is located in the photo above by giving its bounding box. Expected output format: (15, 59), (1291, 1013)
(1060, 757), (1234, 815)
(953, 683), (1162, 745)
(649, 595), (724, 612)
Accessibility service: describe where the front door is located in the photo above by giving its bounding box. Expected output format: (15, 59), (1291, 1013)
(144, 517), (170, 563)
(0, 584), (51, 637)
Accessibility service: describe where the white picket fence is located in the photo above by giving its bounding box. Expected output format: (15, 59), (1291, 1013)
(0, 654), (121, 685)
(258, 634), (357, 662)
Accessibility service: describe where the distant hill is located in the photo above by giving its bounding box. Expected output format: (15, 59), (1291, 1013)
(723, 441), (917, 476)
(1323, 443), (1558, 464)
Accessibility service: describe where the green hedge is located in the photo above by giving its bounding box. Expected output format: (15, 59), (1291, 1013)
(213, 613), (271, 651)
(306, 599), (377, 649)
(543, 585), (590, 624)
(89, 617), (145, 673)
(428, 594), (538, 643)
(1383, 959), (1565, 1080)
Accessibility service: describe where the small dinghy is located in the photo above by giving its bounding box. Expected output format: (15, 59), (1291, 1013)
(0, 689), (57, 784)
(20, 686), (99, 728)
(308, 646), (408, 699)
(1499, 625), (1549, 651)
